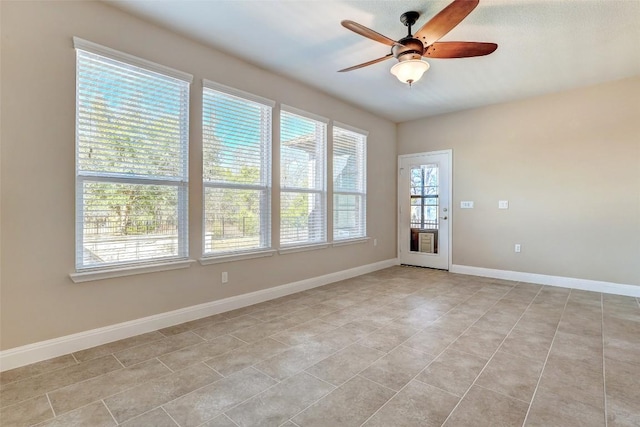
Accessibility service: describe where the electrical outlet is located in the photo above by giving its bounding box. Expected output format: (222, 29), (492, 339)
(221, 272), (228, 284)
(373, 238), (378, 246)
(460, 201), (474, 209)
(515, 244), (521, 253)
(499, 200), (509, 209)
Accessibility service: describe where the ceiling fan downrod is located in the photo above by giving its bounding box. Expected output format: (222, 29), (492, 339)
(400, 11), (420, 37)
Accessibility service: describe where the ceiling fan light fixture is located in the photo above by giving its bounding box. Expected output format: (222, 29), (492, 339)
(390, 59), (430, 86)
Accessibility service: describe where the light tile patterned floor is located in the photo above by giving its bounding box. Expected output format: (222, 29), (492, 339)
(1, 266), (639, 426)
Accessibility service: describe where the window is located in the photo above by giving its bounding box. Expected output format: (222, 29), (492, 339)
(410, 164), (439, 229)
(333, 124), (367, 240)
(74, 38), (191, 270)
(202, 81), (273, 256)
(280, 107), (327, 246)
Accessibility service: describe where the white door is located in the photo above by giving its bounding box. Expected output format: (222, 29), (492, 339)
(398, 150), (452, 269)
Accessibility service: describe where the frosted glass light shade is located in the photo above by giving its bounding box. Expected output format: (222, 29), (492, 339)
(390, 60), (430, 85)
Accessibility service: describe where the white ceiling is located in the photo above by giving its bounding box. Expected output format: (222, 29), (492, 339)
(108, 0), (640, 123)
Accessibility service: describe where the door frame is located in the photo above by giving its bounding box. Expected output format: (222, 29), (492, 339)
(397, 149), (453, 270)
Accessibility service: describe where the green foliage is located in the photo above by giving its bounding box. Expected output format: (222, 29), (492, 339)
(81, 94), (180, 236)
(281, 192), (309, 231)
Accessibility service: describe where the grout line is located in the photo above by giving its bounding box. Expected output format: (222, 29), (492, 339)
(356, 286), (507, 426)
(199, 359), (227, 378)
(412, 375), (465, 398)
(295, 370), (339, 390)
(161, 406), (182, 426)
(102, 399), (119, 425)
(112, 364), (227, 425)
(328, 372), (397, 394)
(475, 383), (530, 405)
(45, 392), (57, 418)
(228, 334), (251, 345)
(221, 413), (241, 427)
(280, 291), (476, 425)
(206, 365), (226, 379)
(113, 354), (126, 369)
(155, 358), (175, 373)
(4, 356), (136, 411)
(250, 365), (285, 383)
(55, 364), (180, 419)
(601, 293), (609, 427)
(0, 354), (87, 390)
(352, 374), (400, 394)
(520, 287), (572, 426)
(438, 285), (551, 427)
(189, 366), (322, 427)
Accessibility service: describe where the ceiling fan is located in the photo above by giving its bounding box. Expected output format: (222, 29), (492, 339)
(339, 0), (497, 86)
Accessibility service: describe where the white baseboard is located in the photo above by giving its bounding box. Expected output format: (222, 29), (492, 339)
(450, 264), (640, 297)
(0, 258), (398, 372)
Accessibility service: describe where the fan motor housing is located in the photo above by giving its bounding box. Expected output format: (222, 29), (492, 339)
(392, 37), (425, 61)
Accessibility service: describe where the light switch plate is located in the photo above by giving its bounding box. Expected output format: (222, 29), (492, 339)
(499, 200), (509, 209)
(460, 201), (474, 209)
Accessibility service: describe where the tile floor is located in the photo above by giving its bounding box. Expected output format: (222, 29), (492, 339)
(1, 266), (639, 427)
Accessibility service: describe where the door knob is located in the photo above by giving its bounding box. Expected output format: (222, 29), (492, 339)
(439, 216), (448, 220)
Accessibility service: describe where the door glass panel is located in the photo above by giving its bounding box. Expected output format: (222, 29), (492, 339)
(409, 164), (439, 254)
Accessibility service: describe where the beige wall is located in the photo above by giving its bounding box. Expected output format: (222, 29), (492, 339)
(399, 76), (640, 286)
(0, 1), (397, 350)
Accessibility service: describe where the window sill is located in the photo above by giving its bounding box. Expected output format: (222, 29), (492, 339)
(70, 259), (196, 283)
(278, 243), (329, 255)
(199, 250), (276, 265)
(332, 237), (370, 247)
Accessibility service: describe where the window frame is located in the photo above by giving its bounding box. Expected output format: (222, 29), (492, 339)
(279, 105), (329, 249)
(72, 38), (192, 278)
(332, 122), (368, 242)
(200, 80), (275, 260)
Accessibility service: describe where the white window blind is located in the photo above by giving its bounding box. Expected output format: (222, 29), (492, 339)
(333, 125), (367, 240)
(75, 40), (191, 270)
(202, 81), (273, 255)
(280, 107), (327, 246)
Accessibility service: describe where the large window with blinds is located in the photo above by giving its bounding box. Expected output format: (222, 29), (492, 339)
(280, 107), (327, 246)
(74, 38), (191, 270)
(202, 81), (273, 256)
(333, 125), (367, 240)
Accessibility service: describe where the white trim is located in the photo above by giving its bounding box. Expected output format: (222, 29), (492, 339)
(199, 250), (276, 265)
(397, 149), (454, 160)
(397, 149), (453, 270)
(278, 243), (329, 255)
(450, 264), (640, 297)
(202, 79), (275, 108)
(280, 104), (329, 124)
(332, 121), (369, 136)
(1, 258), (398, 372)
(332, 237), (370, 247)
(73, 37), (193, 83)
(70, 259), (195, 283)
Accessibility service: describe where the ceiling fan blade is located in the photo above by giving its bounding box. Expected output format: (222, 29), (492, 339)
(341, 20), (398, 47)
(424, 42), (497, 58)
(414, 0), (480, 47)
(338, 54), (394, 72)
